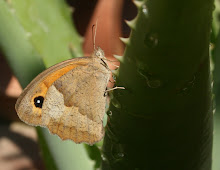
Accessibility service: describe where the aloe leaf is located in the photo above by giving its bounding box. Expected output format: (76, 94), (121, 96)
(102, 0), (214, 169)
(212, 0), (220, 38)
(212, 4), (220, 170)
(210, 0), (220, 169)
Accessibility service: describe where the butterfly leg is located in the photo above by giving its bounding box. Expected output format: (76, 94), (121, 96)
(104, 86), (125, 96)
(108, 62), (120, 68)
(103, 58), (120, 68)
(109, 79), (115, 83)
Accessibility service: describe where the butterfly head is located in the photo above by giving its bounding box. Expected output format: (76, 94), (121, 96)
(93, 47), (105, 59)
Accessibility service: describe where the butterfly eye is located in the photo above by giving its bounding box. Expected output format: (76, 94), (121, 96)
(96, 51), (101, 57)
(34, 96), (44, 108)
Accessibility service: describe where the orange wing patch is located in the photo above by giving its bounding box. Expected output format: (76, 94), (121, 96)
(43, 64), (81, 88)
(30, 64), (82, 108)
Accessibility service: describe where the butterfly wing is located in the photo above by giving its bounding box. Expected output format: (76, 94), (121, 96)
(15, 57), (110, 144)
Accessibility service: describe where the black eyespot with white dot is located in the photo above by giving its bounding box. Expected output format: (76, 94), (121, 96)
(34, 96), (44, 108)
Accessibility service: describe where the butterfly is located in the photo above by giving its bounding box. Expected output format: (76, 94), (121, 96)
(15, 47), (111, 145)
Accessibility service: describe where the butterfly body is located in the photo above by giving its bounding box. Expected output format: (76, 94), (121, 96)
(15, 48), (111, 145)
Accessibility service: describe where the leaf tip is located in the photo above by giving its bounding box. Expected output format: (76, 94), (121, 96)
(119, 37), (130, 45)
(133, 0), (144, 8)
(113, 55), (124, 63)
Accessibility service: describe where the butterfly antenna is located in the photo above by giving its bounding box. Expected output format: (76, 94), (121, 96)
(92, 19), (98, 50)
(92, 25), (95, 50)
